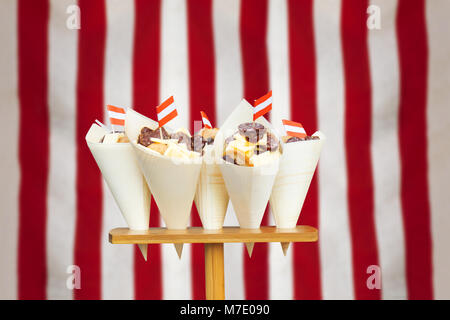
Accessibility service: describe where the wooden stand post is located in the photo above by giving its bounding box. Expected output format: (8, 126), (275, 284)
(205, 243), (225, 300)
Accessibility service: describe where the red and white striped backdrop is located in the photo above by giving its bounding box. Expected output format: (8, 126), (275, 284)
(1, 0), (449, 300)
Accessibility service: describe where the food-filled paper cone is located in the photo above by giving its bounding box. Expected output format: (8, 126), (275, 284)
(125, 109), (202, 259)
(214, 100), (281, 257)
(194, 145), (229, 230)
(269, 131), (325, 254)
(86, 123), (151, 260)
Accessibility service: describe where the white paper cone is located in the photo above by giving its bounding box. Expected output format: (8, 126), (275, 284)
(126, 109), (202, 258)
(246, 243), (255, 258)
(213, 100), (281, 258)
(124, 108), (160, 140)
(131, 142), (201, 229)
(280, 242), (290, 256)
(221, 158), (278, 259)
(214, 99), (280, 227)
(194, 146), (229, 230)
(220, 160), (279, 228)
(86, 123), (151, 260)
(174, 243), (184, 259)
(269, 131), (325, 231)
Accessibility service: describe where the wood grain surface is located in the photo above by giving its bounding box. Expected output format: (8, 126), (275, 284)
(109, 225), (318, 244)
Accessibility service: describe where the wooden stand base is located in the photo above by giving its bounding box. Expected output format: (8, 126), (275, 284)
(109, 226), (318, 300)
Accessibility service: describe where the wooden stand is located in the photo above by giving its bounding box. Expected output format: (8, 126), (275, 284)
(109, 226), (318, 300)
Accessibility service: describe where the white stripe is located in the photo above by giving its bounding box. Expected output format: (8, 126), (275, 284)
(0, 0), (19, 300)
(202, 117), (212, 128)
(267, 0), (293, 300)
(267, 5), (291, 137)
(253, 96), (272, 114)
(102, 0), (135, 299)
(157, 102), (177, 121)
(284, 125), (306, 135)
(368, 0), (407, 300)
(426, 0), (450, 300)
(108, 111), (126, 120)
(315, 0), (354, 299)
(214, 0), (244, 128)
(213, 0), (245, 300)
(160, 0), (189, 130)
(47, 0), (78, 299)
(160, 0), (192, 299)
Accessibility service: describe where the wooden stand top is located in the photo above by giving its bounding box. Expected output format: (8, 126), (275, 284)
(109, 226), (318, 244)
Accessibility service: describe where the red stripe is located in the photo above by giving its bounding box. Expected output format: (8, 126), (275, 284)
(17, 0), (49, 300)
(288, 0), (322, 300)
(240, 0), (269, 300)
(74, 0), (106, 300)
(396, 0), (433, 300)
(132, 0), (162, 300)
(341, 0), (380, 299)
(187, 0), (215, 300)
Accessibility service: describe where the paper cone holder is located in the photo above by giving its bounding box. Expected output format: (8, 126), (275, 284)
(109, 225), (317, 300)
(86, 123), (151, 260)
(112, 106), (320, 299)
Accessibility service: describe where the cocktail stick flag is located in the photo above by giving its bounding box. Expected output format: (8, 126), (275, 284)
(282, 119), (307, 138)
(156, 96), (178, 127)
(200, 111), (212, 129)
(253, 90), (272, 121)
(107, 105), (126, 132)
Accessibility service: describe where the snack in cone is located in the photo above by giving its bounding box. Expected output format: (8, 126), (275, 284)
(269, 122), (325, 254)
(125, 108), (202, 259)
(86, 122), (150, 260)
(193, 115), (229, 230)
(214, 99), (281, 257)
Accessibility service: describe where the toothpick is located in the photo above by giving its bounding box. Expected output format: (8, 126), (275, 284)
(95, 119), (110, 131)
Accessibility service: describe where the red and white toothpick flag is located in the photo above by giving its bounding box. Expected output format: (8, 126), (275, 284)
(156, 96), (178, 127)
(106, 105), (126, 132)
(253, 90), (272, 121)
(200, 111), (212, 129)
(282, 119), (307, 138)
